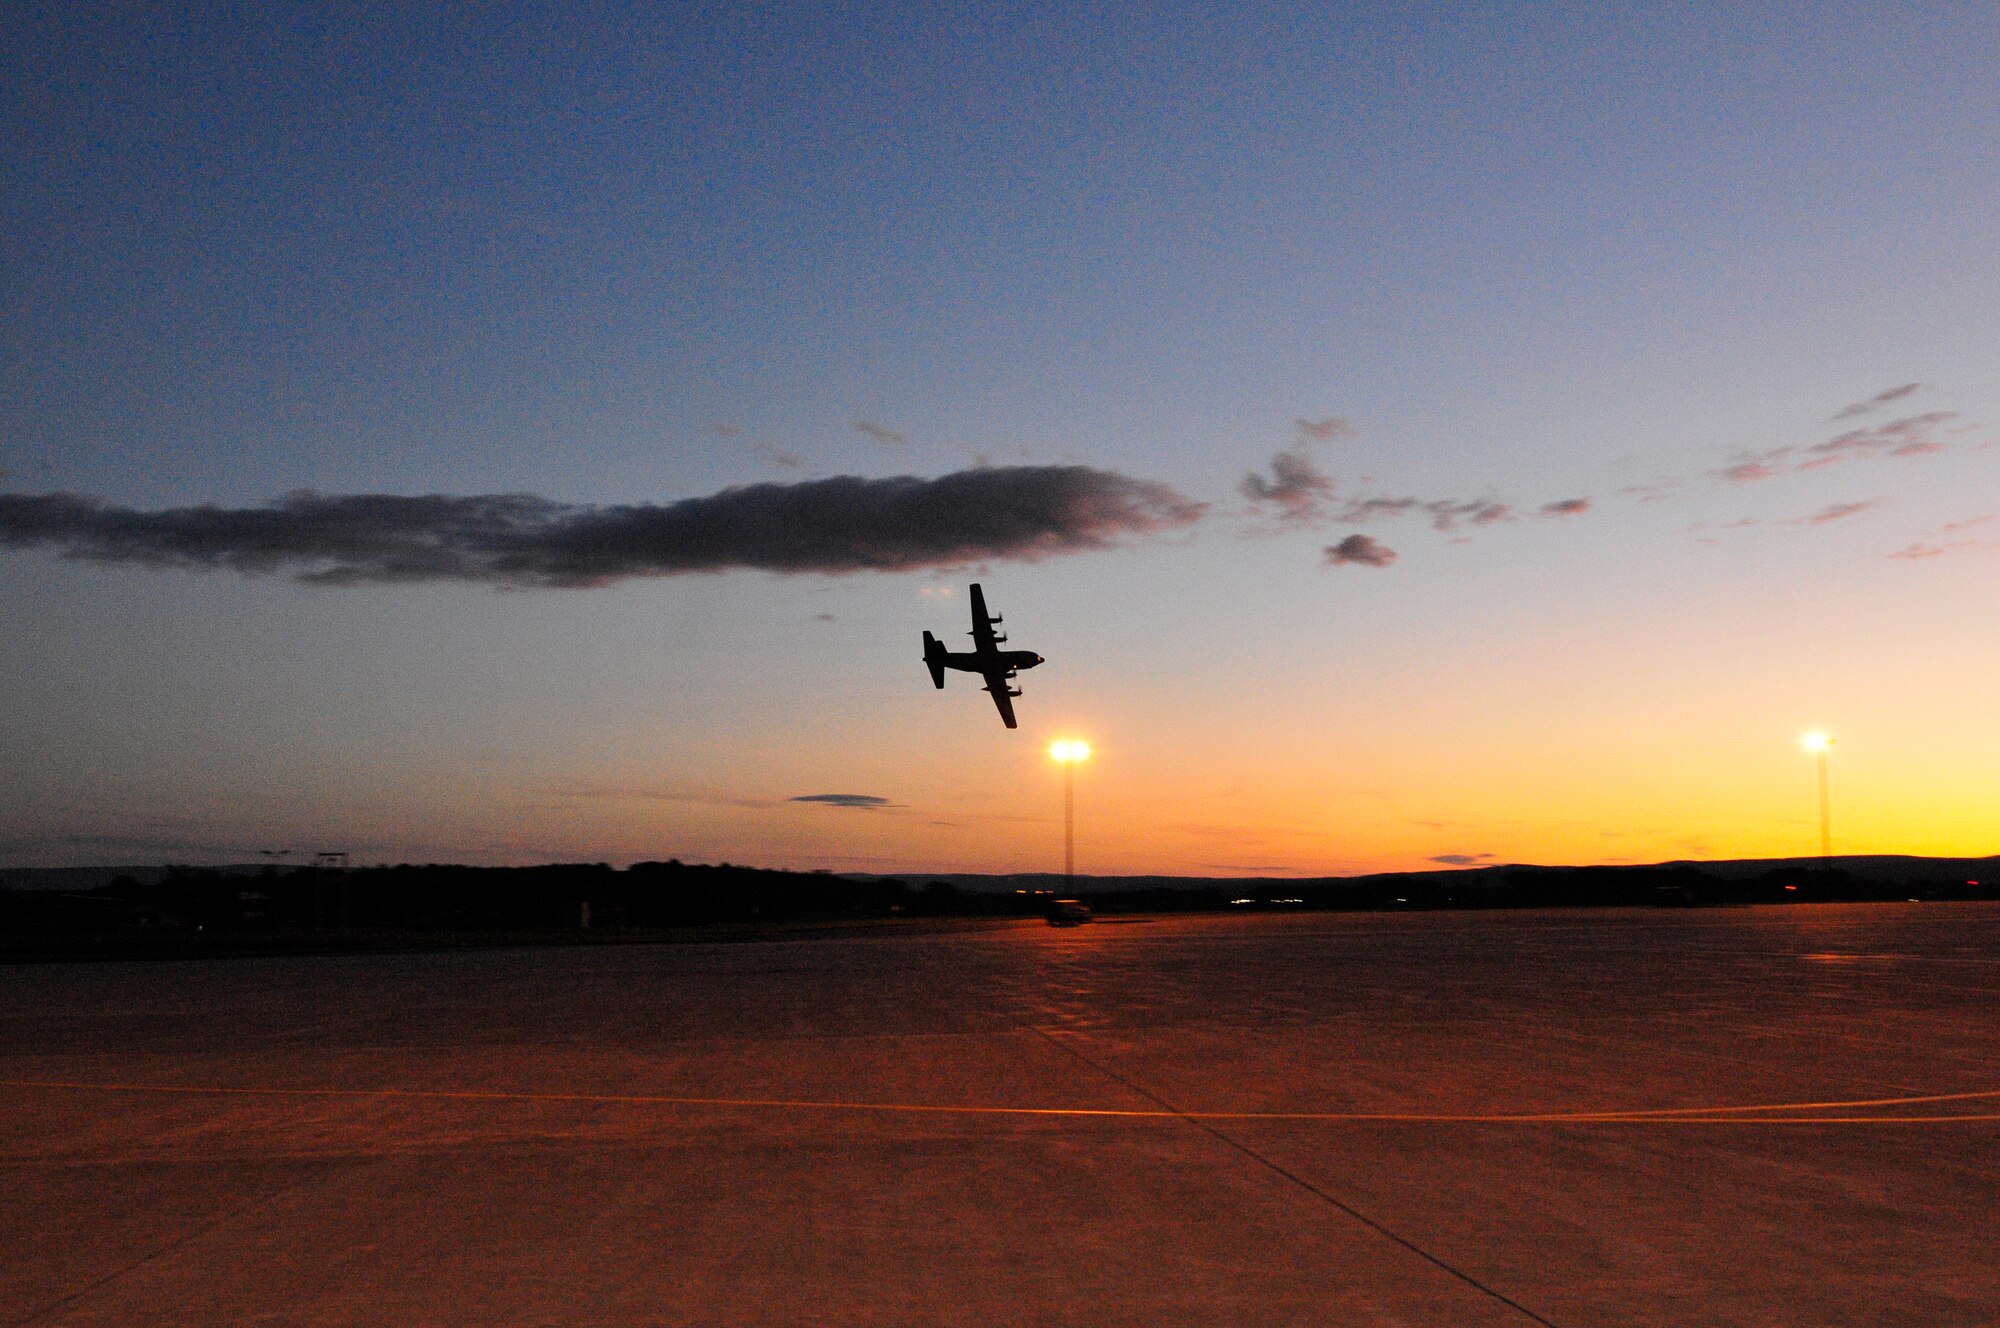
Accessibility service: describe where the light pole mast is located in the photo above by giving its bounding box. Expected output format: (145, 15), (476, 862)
(1064, 758), (1075, 887)
(1817, 749), (1831, 860)
(1049, 740), (1091, 891)
(1803, 732), (1834, 862)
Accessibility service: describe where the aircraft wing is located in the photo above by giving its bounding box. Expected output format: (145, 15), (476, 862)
(968, 582), (1003, 652)
(983, 674), (1020, 729)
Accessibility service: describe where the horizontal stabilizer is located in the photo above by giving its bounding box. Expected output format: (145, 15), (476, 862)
(922, 631), (946, 688)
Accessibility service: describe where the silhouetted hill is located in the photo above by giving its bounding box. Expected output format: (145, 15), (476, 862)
(5, 854), (1995, 959)
(848, 854), (1999, 901)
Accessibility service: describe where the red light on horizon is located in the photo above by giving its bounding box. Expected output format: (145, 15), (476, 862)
(1784, 885), (1797, 891)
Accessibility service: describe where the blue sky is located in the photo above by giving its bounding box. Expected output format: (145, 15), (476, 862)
(5, 4), (1999, 872)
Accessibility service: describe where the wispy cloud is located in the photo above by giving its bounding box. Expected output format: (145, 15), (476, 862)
(853, 420), (909, 446)
(1324, 534), (1396, 567)
(1889, 538), (2000, 560)
(1242, 448), (1337, 521)
(1424, 499), (1512, 532)
(1333, 496), (1421, 522)
(61, 832), (229, 854)
(1690, 501), (1884, 537)
(1713, 411), (1960, 483)
(712, 424), (803, 469)
(1334, 495), (1511, 531)
(1787, 499), (1886, 526)
(1429, 852), (1496, 867)
(0, 467), (1206, 588)
(1197, 863), (1301, 873)
(1887, 513), (2000, 560)
(1832, 382), (1923, 421)
(1800, 413), (1955, 466)
(790, 793), (899, 810)
(1539, 497), (1590, 518)
(549, 783), (778, 809)
(1293, 417), (1356, 443)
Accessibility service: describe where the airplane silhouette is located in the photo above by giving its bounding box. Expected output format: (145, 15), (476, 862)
(922, 583), (1044, 728)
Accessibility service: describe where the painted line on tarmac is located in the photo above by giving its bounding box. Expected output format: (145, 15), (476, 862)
(6, 1078), (1999, 1124)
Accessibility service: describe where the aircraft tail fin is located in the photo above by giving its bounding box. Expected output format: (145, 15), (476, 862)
(922, 631), (946, 688)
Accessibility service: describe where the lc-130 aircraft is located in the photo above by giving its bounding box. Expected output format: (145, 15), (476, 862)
(922, 583), (1043, 729)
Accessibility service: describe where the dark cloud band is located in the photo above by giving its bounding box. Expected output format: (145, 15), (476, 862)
(0, 466), (1205, 588)
(790, 793), (896, 809)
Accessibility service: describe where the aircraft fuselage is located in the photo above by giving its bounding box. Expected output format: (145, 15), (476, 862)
(938, 648), (1043, 675)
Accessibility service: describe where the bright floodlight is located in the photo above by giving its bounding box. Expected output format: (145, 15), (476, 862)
(1049, 739), (1091, 763)
(1802, 731), (1833, 754)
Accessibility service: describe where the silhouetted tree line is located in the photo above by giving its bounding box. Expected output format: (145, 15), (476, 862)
(0, 860), (914, 935)
(2, 857), (1995, 950)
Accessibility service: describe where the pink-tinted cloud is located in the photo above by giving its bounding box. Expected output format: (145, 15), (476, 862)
(1887, 538), (2000, 561)
(1720, 411), (1961, 484)
(1334, 496), (1421, 522)
(1620, 480), (1681, 502)
(1804, 411), (1957, 462)
(1324, 534), (1397, 568)
(1332, 495), (1511, 531)
(1428, 499), (1512, 531)
(1293, 417), (1357, 443)
(1242, 448), (1338, 521)
(1887, 514), (2000, 561)
(1788, 499), (1886, 526)
(1539, 497), (1590, 518)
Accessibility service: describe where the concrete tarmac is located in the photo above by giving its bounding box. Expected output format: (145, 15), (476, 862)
(3, 903), (1996, 1326)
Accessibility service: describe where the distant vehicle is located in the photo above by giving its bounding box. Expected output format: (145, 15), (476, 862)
(922, 583), (1044, 729)
(1045, 898), (1092, 926)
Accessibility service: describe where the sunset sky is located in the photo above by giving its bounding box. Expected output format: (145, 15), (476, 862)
(4, 5), (1998, 875)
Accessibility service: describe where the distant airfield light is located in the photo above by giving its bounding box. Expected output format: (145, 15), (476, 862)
(1049, 739), (1091, 763)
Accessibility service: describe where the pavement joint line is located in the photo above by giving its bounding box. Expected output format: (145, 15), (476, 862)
(6, 1169), (317, 1328)
(1018, 1025), (1566, 1328)
(5, 1079), (1999, 1124)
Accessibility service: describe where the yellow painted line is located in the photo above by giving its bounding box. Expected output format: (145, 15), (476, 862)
(1535, 1086), (2000, 1117)
(4, 1078), (1998, 1125)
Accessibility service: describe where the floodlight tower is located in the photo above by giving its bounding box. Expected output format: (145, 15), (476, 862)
(1048, 740), (1092, 890)
(1802, 732), (1834, 861)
